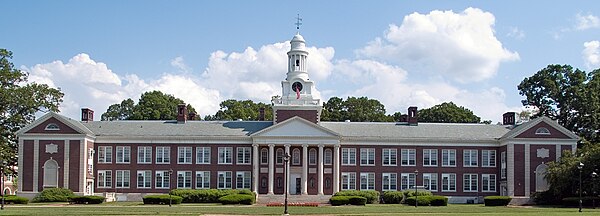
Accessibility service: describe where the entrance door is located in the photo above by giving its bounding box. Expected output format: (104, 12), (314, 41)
(295, 178), (301, 194)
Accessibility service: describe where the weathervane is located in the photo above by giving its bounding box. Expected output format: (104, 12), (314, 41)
(295, 14), (302, 31)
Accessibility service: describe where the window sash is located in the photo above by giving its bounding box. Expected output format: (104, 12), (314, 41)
(482, 174), (496, 192)
(400, 173), (415, 190)
(382, 173), (397, 191)
(360, 172), (375, 190)
(218, 147), (233, 164)
(236, 171), (251, 189)
(137, 170), (152, 188)
(401, 149), (416, 166)
(463, 174), (478, 192)
(97, 170), (112, 188)
(441, 173), (456, 192)
(116, 146), (130, 163)
(482, 150), (496, 167)
(156, 147), (171, 164)
(463, 150), (478, 167)
(382, 149), (397, 166)
(309, 149), (317, 165)
(260, 148), (269, 164)
(217, 171), (232, 189)
(195, 171), (210, 189)
(423, 149), (438, 166)
(177, 171), (192, 188)
(137, 146), (152, 164)
(276, 149), (284, 164)
(324, 149), (332, 165)
(98, 146), (112, 163)
(196, 147), (211, 164)
(341, 172), (356, 190)
(178, 147), (192, 164)
(342, 148), (356, 165)
(442, 149), (456, 166)
(237, 147), (251, 164)
(116, 170), (130, 188)
(423, 173), (438, 191)
(292, 149), (301, 165)
(360, 148), (375, 165)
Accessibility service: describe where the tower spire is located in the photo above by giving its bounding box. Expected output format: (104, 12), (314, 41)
(295, 14), (302, 32)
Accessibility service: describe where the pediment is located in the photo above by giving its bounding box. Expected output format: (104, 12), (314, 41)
(501, 116), (579, 140)
(252, 116), (339, 138)
(17, 112), (93, 135)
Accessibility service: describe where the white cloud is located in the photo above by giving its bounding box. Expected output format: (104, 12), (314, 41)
(583, 40), (600, 69)
(575, 13), (600, 30)
(506, 27), (525, 40)
(356, 7), (519, 83)
(170, 56), (192, 73)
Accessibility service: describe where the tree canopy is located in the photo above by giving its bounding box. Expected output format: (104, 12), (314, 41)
(321, 96), (394, 122)
(0, 49), (64, 169)
(101, 91), (196, 121)
(418, 102), (487, 124)
(204, 99), (272, 121)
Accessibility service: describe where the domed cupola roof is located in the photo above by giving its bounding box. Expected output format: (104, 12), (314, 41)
(290, 33), (307, 51)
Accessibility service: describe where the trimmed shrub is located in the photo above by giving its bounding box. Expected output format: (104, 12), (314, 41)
(32, 188), (75, 202)
(429, 195), (448, 206)
(218, 194), (255, 205)
(484, 196), (512, 206)
(405, 196), (431, 206)
(349, 196), (367, 206)
(4, 195), (29, 204)
(169, 189), (254, 203)
(330, 196), (350, 206)
(142, 195), (183, 205)
(333, 190), (380, 204)
(402, 190), (433, 198)
(382, 191), (404, 204)
(531, 191), (561, 205)
(561, 197), (600, 207)
(68, 195), (105, 204)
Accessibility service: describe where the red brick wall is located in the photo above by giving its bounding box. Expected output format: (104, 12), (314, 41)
(513, 144), (525, 196)
(69, 140), (81, 192)
(276, 110), (318, 123)
(25, 118), (79, 134)
(22, 140), (34, 191)
(529, 145), (556, 193)
(516, 122), (570, 139)
(38, 140), (65, 191)
(562, 145), (573, 155)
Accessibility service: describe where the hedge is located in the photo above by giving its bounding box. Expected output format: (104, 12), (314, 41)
(68, 195), (105, 204)
(349, 196), (367, 205)
(484, 196), (512, 206)
(142, 195), (183, 205)
(405, 196), (431, 206)
(169, 189), (254, 203)
(333, 190), (380, 204)
(218, 194), (255, 205)
(402, 189), (433, 198)
(561, 197), (600, 207)
(330, 196), (366, 206)
(32, 188), (75, 202)
(429, 195), (448, 206)
(382, 191), (404, 204)
(3, 195), (29, 204)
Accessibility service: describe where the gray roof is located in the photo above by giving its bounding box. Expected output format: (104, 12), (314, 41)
(82, 120), (273, 137)
(319, 122), (511, 141)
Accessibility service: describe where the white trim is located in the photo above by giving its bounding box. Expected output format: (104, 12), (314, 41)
(524, 143), (530, 196)
(507, 143), (515, 196)
(64, 140), (70, 188)
(82, 138), (92, 193)
(556, 144), (561, 162)
(18, 139), (24, 193)
(340, 139), (499, 146)
(33, 140), (39, 192)
(18, 134), (91, 140)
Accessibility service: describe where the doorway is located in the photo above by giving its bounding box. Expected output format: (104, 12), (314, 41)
(289, 174), (301, 194)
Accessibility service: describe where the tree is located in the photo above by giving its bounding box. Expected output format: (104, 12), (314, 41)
(101, 91), (197, 121)
(204, 99), (272, 121)
(418, 102), (483, 123)
(0, 49), (64, 170)
(321, 96), (393, 122)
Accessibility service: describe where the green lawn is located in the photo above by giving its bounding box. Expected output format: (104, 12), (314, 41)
(1, 203), (599, 215)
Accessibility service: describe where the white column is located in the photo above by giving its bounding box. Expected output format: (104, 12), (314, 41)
(524, 143), (531, 196)
(252, 144), (259, 194)
(555, 144), (561, 162)
(285, 144), (291, 195)
(33, 140), (39, 192)
(318, 144), (324, 195)
(268, 144), (275, 194)
(64, 140), (70, 188)
(18, 139), (24, 193)
(507, 143), (515, 196)
(333, 144), (340, 193)
(302, 144), (308, 194)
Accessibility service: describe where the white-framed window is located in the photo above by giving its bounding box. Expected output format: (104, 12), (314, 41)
(482, 150), (496, 167)
(423, 173), (438, 191)
(116, 146), (131, 163)
(324, 149), (332, 165)
(177, 171), (192, 188)
(292, 148), (301, 165)
(260, 148), (268, 164)
(196, 147), (210, 164)
(155, 170), (170, 189)
(309, 149), (317, 165)
(237, 147), (251, 165)
(382, 173), (397, 191)
(441, 173), (456, 192)
(463, 150), (478, 167)
(535, 127), (551, 135)
(360, 148), (375, 166)
(178, 147), (192, 164)
(97, 170), (112, 188)
(116, 170), (130, 188)
(341, 172), (356, 190)
(218, 147), (233, 164)
(501, 151), (507, 179)
(442, 149), (456, 167)
(45, 123), (60, 130)
(382, 148), (397, 166)
(137, 146), (152, 164)
(156, 146), (170, 164)
(463, 174), (478, 192)
(360, 172), (375, 190)
(276, 148), (284, 164)
(423, 149), (438, 166)
(400, 173), (416, 190)
(482, 174), (496, 192)
(401, 149), (416, 166)
(98, 146), (112, 163)
(341, 148), (356, 165)
(137, 170), (152, 188)
(236, 171), (251, 189)
(217, 171), (232, 189)
(195, 171), (210, 189)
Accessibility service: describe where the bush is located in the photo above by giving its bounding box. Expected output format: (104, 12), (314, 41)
(68, 195), (105, 204)
(484, 196), (512, 206)
(169, 189), (254, 203)
(333, 190), (380, 204)
(561, 197), (600, 207)
(349, 196), (367, 205)
(429, 195), (448, 206)
(218, 194), (255, 205)
(402, 190), (433, 198)
(4, 195), (29, 204)
(531, 191), (561, 205)
(330, 196), (365, 206)
(32, 188), (75, 202)
(142, 195), (183, 205)
(382, 191), (404, 204)
(405, 196), (431, 206)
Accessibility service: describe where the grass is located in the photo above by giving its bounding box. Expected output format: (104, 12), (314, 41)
(1, 203), (599, 215)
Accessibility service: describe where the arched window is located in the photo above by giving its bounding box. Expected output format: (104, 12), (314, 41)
(309, 149), (317, 165)
(43, 159), (59, 188)
(277, 177), (282, 188)
(325, 178), (331, 188)
(276, 149), (284, 164)
(261, 177), (267, 188)
(324, 149), (332, 165)
(3, 188), (11, 196)
(261, 148), (268, 164)
(535, 127), (551, 135)
(310, 178), (315, 188)
(536, 164), (549, 192)
(292, 148), (301, 165)
(45, 123), (60, 131)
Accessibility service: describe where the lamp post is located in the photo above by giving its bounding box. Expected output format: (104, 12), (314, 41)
(283, 153), (290, 216)
(577, 162), (584, 212)
(414, 170), (419, 208)
(592, 171), (598, 209)
(168, 169), (173, 207)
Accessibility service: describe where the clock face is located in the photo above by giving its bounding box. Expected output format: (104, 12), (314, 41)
(292, 82), (303, 92)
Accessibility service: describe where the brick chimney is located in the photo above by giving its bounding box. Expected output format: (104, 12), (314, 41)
(258, 107), (265, 121)
(408, 106), (418, 126)
(503, 112), (516, 125)
(81, 108), (94, 122)
(177, 104), (188, 123)
(188, 112), (197, 121)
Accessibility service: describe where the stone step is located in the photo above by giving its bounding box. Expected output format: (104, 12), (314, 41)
(257, 194), (332, 204)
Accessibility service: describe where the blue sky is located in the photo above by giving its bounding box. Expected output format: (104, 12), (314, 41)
(2, 1), (599, 122)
